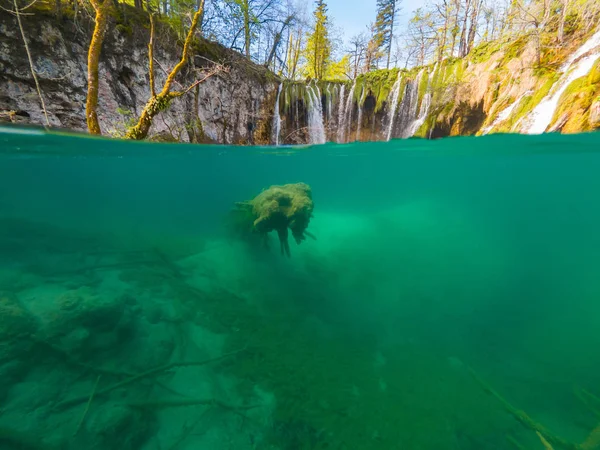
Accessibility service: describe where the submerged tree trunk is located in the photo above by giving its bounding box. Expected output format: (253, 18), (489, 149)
(86, 0), (111, 135)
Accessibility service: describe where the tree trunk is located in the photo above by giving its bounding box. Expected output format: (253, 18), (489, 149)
(265, 16), (293, 69)
(449, 0), (461, 56)
(458, 0), (472, 57)
(386, 0), (396, 69)
(438, 0), (449, 64)
(125, 1), (206, 140)
(558, 0), (569, 43)
(243, 0), (251, 58)
(86, 0), (111, 135)
(466, 0), (480, 54)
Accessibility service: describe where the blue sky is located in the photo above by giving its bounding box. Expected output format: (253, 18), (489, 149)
(326, 0), (423, 50)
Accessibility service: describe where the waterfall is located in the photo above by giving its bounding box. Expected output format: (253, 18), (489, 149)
(356, 86), (366, 142)
(386, 71), (404, 141)
(394, 70), (423, 138)
(407, 70), (430, 137)
(306, 84), (326, 144)
(341, 80), (357, 143)
(271, 83), (283, 145)
(524, 28), (600, 134)
(482, 91), (531, 135)
(326, 84), (333, 124)
(336, 84), (346, 142)
(409, 92), (432, 137)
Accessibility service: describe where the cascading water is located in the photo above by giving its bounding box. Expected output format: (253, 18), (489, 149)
(393, 71), (422, 139)
(336, 84), (346, 143)
(271, 83), (283, 145)
(326, 85), (333, 124)
(524, 28), (600, 134)
(407, 70), (431, 137)
(409, 94), (431, 137)
(356, 86), (366, 141)
(341, 80), (357, 143)
(306, 84), (326, 144)
(482, 91), (531, 135)
(386, 71), (404, 141)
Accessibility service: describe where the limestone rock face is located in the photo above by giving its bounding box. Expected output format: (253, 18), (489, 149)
(0, 10), (276, 143)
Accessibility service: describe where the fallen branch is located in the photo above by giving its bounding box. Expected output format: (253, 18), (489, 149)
(54, 347), (246, 411)
(467, 365), (580, 450)
(73, 374), (101, 436)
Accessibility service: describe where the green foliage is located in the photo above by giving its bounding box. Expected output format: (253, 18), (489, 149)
(499, 35), (529, 66)
(373, 0), (399, 68)
(115, 23), (133, 36)
(325, 55), (350, 81)
(417, 67), (430, 112)
(302, 0), (332, 79)
(469, 40), (503, 64)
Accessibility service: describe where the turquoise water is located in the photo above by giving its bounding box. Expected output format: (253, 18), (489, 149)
(1, 124), (600, 449)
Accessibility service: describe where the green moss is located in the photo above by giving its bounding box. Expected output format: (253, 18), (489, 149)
(552, 75), (597, 132)
(497, 74), (558, 132)
(500, 35), (530, 65)
(115, 23), (133, 36)
(469, 40), (503, 64)
(417, 68), (430, 113)
(352, 69), (401, 112)
(588, 60), (600, 85)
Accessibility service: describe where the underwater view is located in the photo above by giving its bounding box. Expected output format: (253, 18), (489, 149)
(1, 125), (600, 449)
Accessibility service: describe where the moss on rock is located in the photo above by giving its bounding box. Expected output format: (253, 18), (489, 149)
(588, 60), (600, 85)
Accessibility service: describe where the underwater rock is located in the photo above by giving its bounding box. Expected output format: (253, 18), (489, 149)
(0, 292), (38, 358)
(233, 182), (315, 257)
(590, 98), (600, 128)
(33, 287), (134, 357)
(0, 292), (38, 401)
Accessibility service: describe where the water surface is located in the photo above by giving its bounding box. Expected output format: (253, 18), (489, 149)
(1, 125), (600, 449)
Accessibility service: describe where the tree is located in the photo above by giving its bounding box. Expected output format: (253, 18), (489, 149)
(125, 1), (227, 140)
(86, 0), (112, 135)
(303, 0), (332, 79)
(373, 0), (400, 69)
(405, 8), (436, 66)
(348, 32), (367, 78)
(325, 54), (351, 80)
(364, 23), (383, 71)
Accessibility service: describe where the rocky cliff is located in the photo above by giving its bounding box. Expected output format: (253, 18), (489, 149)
(0, 6), (278, 144)
(1, 7), (599, 145)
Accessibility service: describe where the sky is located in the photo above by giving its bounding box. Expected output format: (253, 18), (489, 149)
(325, 0), (424, 52)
